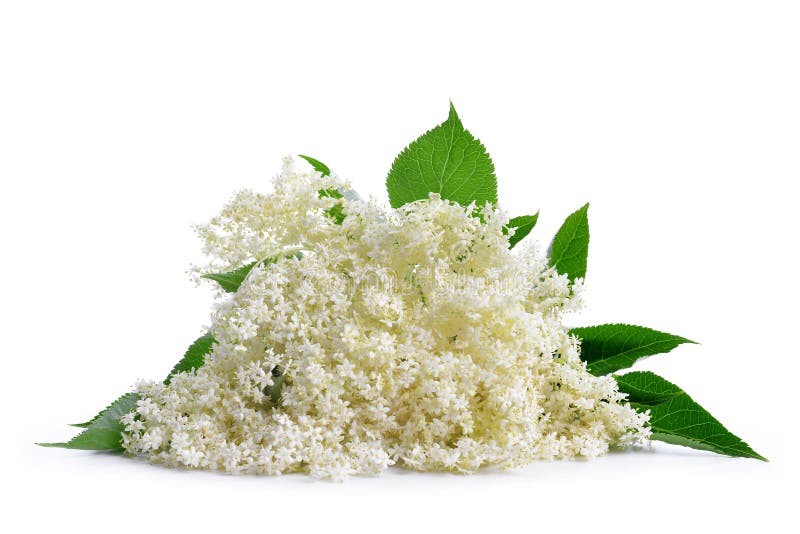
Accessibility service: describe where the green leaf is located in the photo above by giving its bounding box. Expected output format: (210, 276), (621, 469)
(615, 371), (766, 461)
(325, 203), (346, 225)
(69, 394), (131, 429)
(202, 261), (258, 293)
(267, 370), (286, 406)
(202, 256), (283, 293)
(571, 323), (696, 375)
(505, 212), (539, 248)
(39, 393), (140, 450)
(548, 203), (590, 282)
(165, 332), (216, 385)
(318, 189), (346, 224)
(318, 188), (343, 199)
(614, 370), (683, 406)
(386, 102), (498, 209)
(202, 254), (304, 293)
(66, 332), (215, 428)
(298, 154), (331, 176)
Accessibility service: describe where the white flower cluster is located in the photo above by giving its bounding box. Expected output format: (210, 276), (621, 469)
(122, 158), (649, 479)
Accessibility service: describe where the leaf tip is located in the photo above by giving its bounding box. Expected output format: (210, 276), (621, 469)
(447, 100), (461, 124)
(297, 154), (331, 177)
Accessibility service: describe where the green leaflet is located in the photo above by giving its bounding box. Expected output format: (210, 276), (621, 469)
(165, 332), (217, 385)
(571, 323), (696, 376)
(318, 188), (343, 199)
(548, 203), (590, 282)
(39, 393), (140, 450)
(325, 203), (346, 224)
(505, 213), (539, 249)
(615, 371), (766, 461)
(319, 188), (347, 224)
(202, 256), (289, 293)
(613, 370), (683, 406)
(386, 102), (498, 209)
(50, 333), (217, 448)
(299, 156), (346, 223)
(202, 261), (259, 293)
(298, 154), (331, 176)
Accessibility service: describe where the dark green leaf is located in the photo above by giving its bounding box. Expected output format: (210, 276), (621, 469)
(505, 212), (539, 248)
(571, 323), (696, 375)
(39, 393), (140, 451)
(165, 332), (216, 385)
(548, 203), (590, 282)
(614, 370), (684, 406)
(386, 102), (498, 209)
(615, 371), (766, 461)
(298, 154), (331, 176)
(267, 373), (286, 405)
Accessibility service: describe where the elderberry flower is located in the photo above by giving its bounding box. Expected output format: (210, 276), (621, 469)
(122, 158), (649, 478)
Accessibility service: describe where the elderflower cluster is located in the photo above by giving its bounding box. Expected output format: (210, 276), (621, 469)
(121, 157), (649, 479)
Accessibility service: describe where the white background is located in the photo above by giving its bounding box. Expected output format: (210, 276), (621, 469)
(1, 1), (798, 532)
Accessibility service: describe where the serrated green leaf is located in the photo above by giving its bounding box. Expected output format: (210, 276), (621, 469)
(386, 102), (497, 209)
(69, 393), (133, 428)
(571, 323), (696, 375)
(39, 392), (140, 450)
(65, 332), (216, 433)
(298, 154), (331, 176)
(202, 253), (305, 293)
(165, 332), (216, 385)
(614, 370), (684, 406)
(505, 212), (539, 249)
(202, 261), (259, 292)
(615, 371), (766, 461)
(548, 203), (590, 282)
(202, 256), (284, 293)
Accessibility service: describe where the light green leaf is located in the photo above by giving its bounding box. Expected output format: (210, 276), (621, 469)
(571, 323), (696, 375)
(39, 393), (140, 450)
(548, 203), (590, 282)
(386, 102), (497, 209)
(165, 332), (216, 385)
(505, 212), (539, 248)
(615, 371), (766, 461)
(298, 154), (331, 176)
